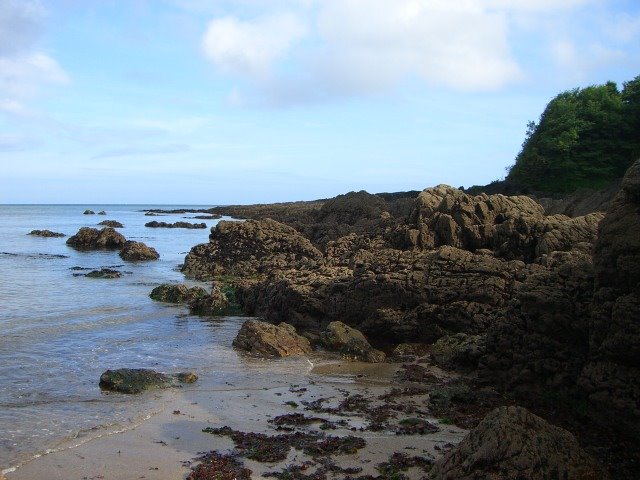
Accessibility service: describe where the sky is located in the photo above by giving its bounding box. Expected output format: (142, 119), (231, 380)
(1, 0), (639, 204)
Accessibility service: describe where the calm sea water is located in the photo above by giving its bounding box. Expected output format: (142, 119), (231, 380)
(0, 205), (309, 471)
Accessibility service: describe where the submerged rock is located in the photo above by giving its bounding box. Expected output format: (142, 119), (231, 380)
(85, 268), (121, 279)
(320, 321), (385, 363)
(430, 405), (609, 480)
(98, 220), (124, 228)
(119, 241), (159, 261)
(66, 227), (126, 250)
(232, 320), (312, 357)
(99, 368), (197, 394)
(28, 229), (65, 237)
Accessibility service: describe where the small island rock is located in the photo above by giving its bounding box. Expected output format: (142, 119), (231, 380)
(83, 209), (95, 215)
(98, 220), (124, 228)
(119, 241), (159, 261)
(66, 227), (126, 250)
(28, 229), (65, 238)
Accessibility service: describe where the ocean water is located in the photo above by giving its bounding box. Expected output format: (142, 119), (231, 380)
(0, 205), (309, 471)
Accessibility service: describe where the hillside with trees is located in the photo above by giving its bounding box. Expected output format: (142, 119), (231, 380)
(505, 75), (640, 193)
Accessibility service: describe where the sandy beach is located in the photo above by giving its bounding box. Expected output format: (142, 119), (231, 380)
(5, 358), (466, 480)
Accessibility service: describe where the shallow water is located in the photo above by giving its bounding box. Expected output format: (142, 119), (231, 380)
(0, 204), (277, 470)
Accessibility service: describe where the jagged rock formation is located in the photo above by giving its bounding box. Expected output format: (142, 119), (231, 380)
(232, 320), (312, 357)
(189, 283), (231, 315)
(182, 219), (323, 280)
(66, 227), (126, 250)
(430, 406), (609, 480)
(119, 241), (159, 261)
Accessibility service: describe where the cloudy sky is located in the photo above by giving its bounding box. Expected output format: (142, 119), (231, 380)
(1, 0), (639, 204)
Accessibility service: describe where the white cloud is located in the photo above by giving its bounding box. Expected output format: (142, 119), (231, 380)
(0, 1), (68, 117)
(202, 12), (307, 77)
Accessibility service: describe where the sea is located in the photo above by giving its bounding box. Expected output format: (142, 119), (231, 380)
(0, 205), (313, 472)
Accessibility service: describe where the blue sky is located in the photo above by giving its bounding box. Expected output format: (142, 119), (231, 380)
(1, 0), (639, 204)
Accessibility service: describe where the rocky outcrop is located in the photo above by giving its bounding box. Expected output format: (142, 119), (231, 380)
(119, 241), (159, 261)
(479, 249), (595, 394)
(150, 284), (208, 304)
(579, 159), (640, 437)
(238, 246), (526, 343)
(66, 227), (126, 250)
(320, 321), (385, 362)
(28, 229), (65, 237)
(99, 368), (198, 394)
(430, 406), (609, 480)
(145, 221), (206, 229)
(182, 219), (323, 280)
(98, 220), (123, 228)
(232, 320), (312, 357)
(97, 210), (106, 215)
(83, 209), (95, 215)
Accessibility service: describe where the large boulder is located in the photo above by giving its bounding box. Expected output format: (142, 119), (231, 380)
(119, 241), (159, 261)
(579, 159), (640, 436)
(232, 320), (312, 357)
(99, 368), (198, 394)
(182, 219), (323, 280)
(320, 321), (385, 363)
(432, 333), (485, 371)
(66, 227), (126, 250)
(430, 406), (609, 480)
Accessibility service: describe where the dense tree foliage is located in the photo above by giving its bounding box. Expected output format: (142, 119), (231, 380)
(507, 75), (640, 193)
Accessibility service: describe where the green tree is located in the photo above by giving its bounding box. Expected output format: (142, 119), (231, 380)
(507, 79), (634, 193)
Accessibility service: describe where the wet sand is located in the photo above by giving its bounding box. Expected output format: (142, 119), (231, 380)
(6, 358), (466, 480)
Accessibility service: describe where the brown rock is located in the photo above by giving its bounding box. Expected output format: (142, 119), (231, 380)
(182, 219), (323, 280)
(66, 227), (126, 250)
(232, 319), (312, 357)
(119, 241), (159, 261)
(320, 321), (385, 363)
(430, 406), (609, 480)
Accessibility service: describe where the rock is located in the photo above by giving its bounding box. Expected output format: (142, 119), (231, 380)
(150, 284), (208, 304)
(83, 209), (95, 215)
(320, 321), (385, 363)
(430, 406), (609, 480)
(145, 221), (206, 229)
(182, 219), (323, 280)
(28, 229), (65, 237)
(391, 343), (430, 359)
(232, 320), (312, 357)
(189, 283), (232, 315)
(99, 368), (197, 394)
(85, 268), (121, 279)
(579, 159), (640, 436)
(98, 220), (124, 228)
(119, 241), (159, 261)
(432, 333), (485, 371)
(97, 210), (107, 215)
(66, 227), (126, 250)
